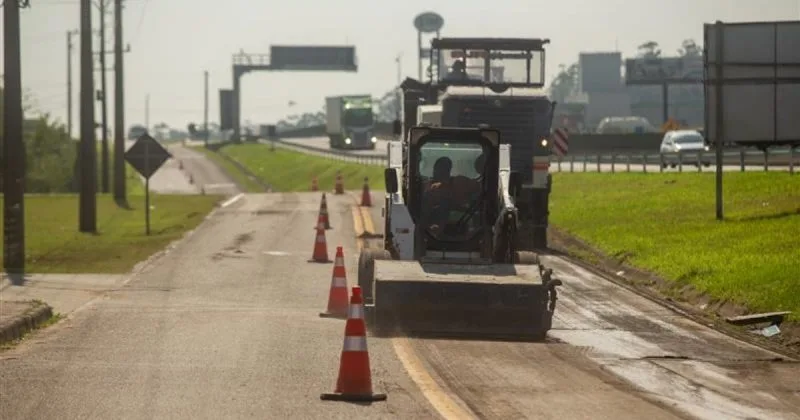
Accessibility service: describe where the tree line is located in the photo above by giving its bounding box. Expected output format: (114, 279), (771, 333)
(0, 83), (93, 194)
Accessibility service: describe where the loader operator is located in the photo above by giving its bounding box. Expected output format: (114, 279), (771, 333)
(422, 154), (485, 234)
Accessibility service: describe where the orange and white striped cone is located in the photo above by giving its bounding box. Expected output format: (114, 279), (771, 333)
(311, 176), (319, 192)
(315, 193), (331, 230)
(319, 246), (349, 319)
(360, 177), (371, 207)
(334, 171), (344, 195)
(321, 286), (387, 402)
(309, 221), (331, 263)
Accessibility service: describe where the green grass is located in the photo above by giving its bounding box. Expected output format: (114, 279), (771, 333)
(190, 146), (266, 193)
(0, 194), (223, 273)
(211, 143), (385, 192)
(550, 172), (800, 317)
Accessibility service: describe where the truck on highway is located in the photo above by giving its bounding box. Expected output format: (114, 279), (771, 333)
(394, 37), (557, 250)
(325, 95), (377, 150)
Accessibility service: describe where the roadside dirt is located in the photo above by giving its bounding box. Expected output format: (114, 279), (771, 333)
(546, 227), (800, 360)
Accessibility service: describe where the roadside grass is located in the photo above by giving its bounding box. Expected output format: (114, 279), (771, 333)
(209, 143), (385, 192)
(0, 194), (222, 273)
(550, 172), (800, 317)
(190, 146), (266, 193)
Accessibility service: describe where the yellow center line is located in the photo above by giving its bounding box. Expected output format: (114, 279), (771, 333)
(349, 195), (477, 420)
(360, 206), (376, 236)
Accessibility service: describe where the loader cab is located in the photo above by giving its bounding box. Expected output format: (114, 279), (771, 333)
(405, 126), (500, 259)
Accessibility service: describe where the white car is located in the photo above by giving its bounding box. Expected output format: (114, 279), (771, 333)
(659, 130), (711, 168)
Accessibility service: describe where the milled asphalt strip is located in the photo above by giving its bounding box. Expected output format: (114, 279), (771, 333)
(350, 196), (478, 420)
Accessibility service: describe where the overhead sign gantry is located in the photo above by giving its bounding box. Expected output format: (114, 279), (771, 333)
(222, 45), (358, 141)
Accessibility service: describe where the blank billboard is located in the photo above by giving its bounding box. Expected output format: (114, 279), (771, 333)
(219, 89), (235, 131)
(705, 21), (800, 146)
(579, 52), (622, 92)
(269, 46), (357, 71)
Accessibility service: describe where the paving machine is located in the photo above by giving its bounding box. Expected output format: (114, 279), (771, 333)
(393, 37), (557, 250)
(359, 125), (562, 341)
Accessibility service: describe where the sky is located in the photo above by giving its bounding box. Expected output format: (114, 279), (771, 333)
(2, 0), (798, 134)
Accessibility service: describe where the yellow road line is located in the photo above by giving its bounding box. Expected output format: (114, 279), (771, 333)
(352, 206), (365, 237)
(392, 338), (479, 420)
(350, 200), (477, 420)
(360, 206), (376, 236)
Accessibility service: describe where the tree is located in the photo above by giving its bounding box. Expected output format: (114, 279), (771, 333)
(548, 63), (580, 103)
(637, 41), (661, 59)
(677, 39), (702, 57)
(1, 83), (80, 193)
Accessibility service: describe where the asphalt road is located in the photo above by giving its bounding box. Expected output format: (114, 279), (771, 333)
(0, 192), (437, 419)
(358, 198), (800, 420)
(281, 136), (391, 157)
(4, 145), (798, 419)
(123, 141), (240, 196)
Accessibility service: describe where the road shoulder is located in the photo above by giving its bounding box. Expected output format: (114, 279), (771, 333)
(547, 227), (800, 359)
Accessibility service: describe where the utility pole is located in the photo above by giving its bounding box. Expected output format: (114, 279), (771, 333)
(67, 29), (79, 139)
(79, 0), (97, 232)
(204, 71), (209, 148)
(98, 0), (110, 193)
(113, 0), (126, 202)
(3, 0), (31, 274)
(145, 94), (150, 132)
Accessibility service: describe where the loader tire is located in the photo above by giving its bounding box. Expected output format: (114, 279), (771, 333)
(358, 248), (391, 304)
(514, 251), (540, 265)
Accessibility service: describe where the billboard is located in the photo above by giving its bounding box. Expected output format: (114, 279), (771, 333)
(704, 20), (800, 146)
(269, 46), (357, 71)
(625, 56), (703, 84)
(219, 89), (235, 131)
(579, 52), (623, 92)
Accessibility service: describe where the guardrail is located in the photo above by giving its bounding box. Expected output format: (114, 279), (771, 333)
(268, 138), (797, 174)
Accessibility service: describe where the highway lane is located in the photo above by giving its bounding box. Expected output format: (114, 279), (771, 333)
(273, 137), (797, 173)
(0, 192), (437, 419)
(355, 192), (800, 420)
(123, 141), (239, 196)
(281, 136), (391, 157)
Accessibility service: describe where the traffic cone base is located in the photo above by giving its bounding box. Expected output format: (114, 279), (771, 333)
(320, 390), (387, 402)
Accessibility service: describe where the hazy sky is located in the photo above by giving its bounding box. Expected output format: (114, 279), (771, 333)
(3, 0), (798, 132)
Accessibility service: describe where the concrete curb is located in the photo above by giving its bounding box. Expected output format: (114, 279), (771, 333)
(0, 302), (54, 345)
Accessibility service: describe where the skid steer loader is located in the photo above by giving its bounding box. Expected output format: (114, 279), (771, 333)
(358, 125), (562, 341)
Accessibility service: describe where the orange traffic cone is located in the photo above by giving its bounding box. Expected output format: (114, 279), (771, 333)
(311, 176), (319, 192)
(319, 246), (349, 319)
(309, 221), (331, 263)
(316, 193), (332, 230)
(321, 286), (387, 402)
(334, 171), (344, 195)
(360, 177), (371, 207)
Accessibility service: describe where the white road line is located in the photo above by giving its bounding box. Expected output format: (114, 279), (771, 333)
(221, 193), (245, 208)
